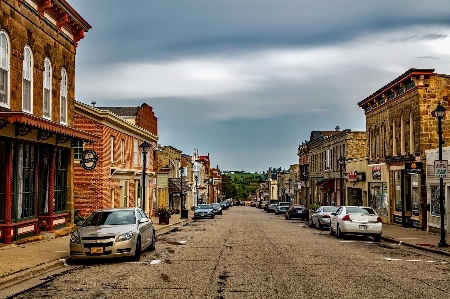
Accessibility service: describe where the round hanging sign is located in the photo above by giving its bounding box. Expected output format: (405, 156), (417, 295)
(80, 150), (98, 170)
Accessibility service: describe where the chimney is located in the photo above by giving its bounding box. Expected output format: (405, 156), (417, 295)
(335, 126), (340, 131)
(91, 101), (96, 108)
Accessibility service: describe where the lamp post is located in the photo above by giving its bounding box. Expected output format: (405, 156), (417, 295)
(139, 141), (151, 213)
(209, 177), (213, 203)
(288, 178), (292, 203)
(303, 171), (309, 205)
(434, 102), (448, 247)
(180, 166), (184, 219)
(338, 156), (345, 206)
(195, 175), (199, 206)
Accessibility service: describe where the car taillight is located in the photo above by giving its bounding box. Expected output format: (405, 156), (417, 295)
(342, 214), (351, 221)
(288, 209), (294, 213)
(322, 214), (330, 218)
(377, 216), (382, 223)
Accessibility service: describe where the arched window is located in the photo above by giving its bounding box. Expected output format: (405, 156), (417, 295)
(60, 68), (67, 124)
(0, 31), (10, 107)
(22, 45), (33, 112)
(43, 58), (52, 118)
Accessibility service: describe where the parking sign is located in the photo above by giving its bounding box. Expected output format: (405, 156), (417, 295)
(435, 160), (448, 178)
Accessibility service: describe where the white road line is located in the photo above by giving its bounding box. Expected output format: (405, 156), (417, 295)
(385, 258), (446, 263)
(150, 260), (161, 264)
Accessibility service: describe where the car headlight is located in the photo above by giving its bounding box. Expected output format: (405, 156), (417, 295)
(70, 232), (80, 244)
(117, 231), (133, 242)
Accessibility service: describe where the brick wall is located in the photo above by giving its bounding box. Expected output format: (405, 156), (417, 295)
(136, 103), (158, 136)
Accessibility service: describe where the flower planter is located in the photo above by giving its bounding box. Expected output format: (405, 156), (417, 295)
(159, 217), (170, 225)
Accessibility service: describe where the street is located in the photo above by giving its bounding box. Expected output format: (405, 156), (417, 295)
(12, 206), (450, 299)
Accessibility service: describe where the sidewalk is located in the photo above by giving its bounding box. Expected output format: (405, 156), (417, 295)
(0, 211), (194, 291)
(1, 214), (450, 290)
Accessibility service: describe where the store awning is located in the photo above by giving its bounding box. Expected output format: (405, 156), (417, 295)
(168, 178), (191, 194)
(0, 111), (99, 143)
(316, 178), (334, 189)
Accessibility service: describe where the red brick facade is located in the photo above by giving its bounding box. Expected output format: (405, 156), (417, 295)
(136, 103), (158, 136)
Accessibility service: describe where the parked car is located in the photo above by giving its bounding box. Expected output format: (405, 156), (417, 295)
(310, 206), (339, 229)
(250, 201), (259, 207)
(286, 204), (308, 220)
(267, 199), (280, 213)
(211, 203), (223, 215)
(274, 202), (291, 215)
(330, 206), (382, 241)
(259, 201), (268, 209)
(70, 207), (155, 261)
(194, 204), (215, 219)
(220, 201), (229, 210)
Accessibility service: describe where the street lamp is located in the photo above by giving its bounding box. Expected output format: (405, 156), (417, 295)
(434, 102), (447, 247)
(288, 178), (292, 203)
(139, 141), (151, 213)
(195, 175), (199, 206)
(180, 166), (185, 219)
(338, 156), (345, 206)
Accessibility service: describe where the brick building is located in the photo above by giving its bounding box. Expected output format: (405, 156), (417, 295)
(0, 0), (94, 243)
(73, 102), (158, 218)
(358, 68), (450, 228)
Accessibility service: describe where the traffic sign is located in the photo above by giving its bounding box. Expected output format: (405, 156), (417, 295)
(434, 160), (448, 178)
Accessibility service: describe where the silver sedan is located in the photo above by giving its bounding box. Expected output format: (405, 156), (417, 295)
(70, 207), (156, 261)
(310, 206), (339, 229)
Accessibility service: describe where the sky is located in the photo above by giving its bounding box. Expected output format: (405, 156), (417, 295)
(70, 0), (450, 173)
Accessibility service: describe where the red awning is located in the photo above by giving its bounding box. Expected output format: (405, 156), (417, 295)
(0, 112), (98, 143)
(316, 178), (334, 189)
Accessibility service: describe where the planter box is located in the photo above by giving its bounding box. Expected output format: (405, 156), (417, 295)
(159, 217), (170, 225)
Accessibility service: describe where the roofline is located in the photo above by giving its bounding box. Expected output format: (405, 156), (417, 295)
(358, 68), (435, 106)
(56, 0), (92, 31)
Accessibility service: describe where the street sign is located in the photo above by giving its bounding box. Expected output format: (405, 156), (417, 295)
(435, 160), (448, 178)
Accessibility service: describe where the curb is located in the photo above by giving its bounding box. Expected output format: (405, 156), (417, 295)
(381, 236), (450, 257)
(0, 259), (66, 290)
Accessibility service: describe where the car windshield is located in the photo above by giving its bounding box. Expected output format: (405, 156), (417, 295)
(279, 202), (290, 206)
(294, 206), (305, 210)
(198, 205), (212, 209)
(346, 207), (376, 215)
(323, 206), (339, 213)
(83, 211), (135, 226)
(269, 200), (279, 204)
(212, 204), (221, 208)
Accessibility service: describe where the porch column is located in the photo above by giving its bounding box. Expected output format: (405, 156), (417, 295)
(4, 141), (13, 244)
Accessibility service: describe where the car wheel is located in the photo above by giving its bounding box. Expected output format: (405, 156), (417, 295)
(288, 215), (292, 220)
(373, 234), (381, 242)
(211, 215), (215, 219)
(275, 212), (278, 215)
(310, 218), (315, 228)
(317, 220), (323, 230)
(132, 237), (141, 261)
(149, 232), (156, 251)
(329, 225), (335, 235)
(337, 226), (345, 239)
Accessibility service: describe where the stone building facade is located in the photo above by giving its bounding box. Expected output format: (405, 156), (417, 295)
(358, 68), (450, 229)
(73, 101), (158, 218)
(0, 0), (93, 243)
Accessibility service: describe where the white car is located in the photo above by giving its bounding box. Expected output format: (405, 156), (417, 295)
(330, 206), (382, 241)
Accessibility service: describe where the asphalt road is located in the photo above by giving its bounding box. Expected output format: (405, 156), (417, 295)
(11, 206), (450, 299)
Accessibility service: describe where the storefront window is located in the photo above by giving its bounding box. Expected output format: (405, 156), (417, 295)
(394, 171), (402, 212)
(54, 149), (67, 213)
(39, 147), (50, 214)
(411, 174), (419, 217)
(369, 182), (388, 216)
(430, 185), (445, 217)
(15, 143), (36, 220)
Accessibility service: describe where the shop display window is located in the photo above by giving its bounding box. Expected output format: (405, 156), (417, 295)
(369, 182), (388, 216)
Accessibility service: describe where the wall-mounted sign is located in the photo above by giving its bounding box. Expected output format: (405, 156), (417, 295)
(348, 171), (366, 182)
(434, 160), (448, 178)
(80, 150), (98, 170)
(405, 162), (423, 175)
(372, 166), (381, 180)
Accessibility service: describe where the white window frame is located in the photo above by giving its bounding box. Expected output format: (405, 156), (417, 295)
(120, 139), (125, 164)
(60, 68), (67, 124)
(134, 138), (138, 167)
(22, 45), (33, 113)
(43, 58), (52, 119)
(0, 31), (10, 108)
(110, 136), (114, 163)
(73, 141), (84, 161)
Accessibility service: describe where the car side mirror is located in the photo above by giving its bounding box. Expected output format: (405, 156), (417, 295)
(139, 218), (149, 223)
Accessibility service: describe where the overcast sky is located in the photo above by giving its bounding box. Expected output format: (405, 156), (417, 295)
(70, 0), (450, 172)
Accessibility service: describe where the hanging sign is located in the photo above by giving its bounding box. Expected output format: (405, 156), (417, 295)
(405, 162), (423, 175)
(372, 166), (381, 180)
(80, 150), (98, 170)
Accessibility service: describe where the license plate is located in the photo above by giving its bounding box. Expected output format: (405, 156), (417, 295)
(359, 225), (368, 230)
(90, 247), (104, 254)
(201, 213), (204, 216)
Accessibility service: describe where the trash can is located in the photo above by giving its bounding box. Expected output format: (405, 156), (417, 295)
(181, 209), (189, 219)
